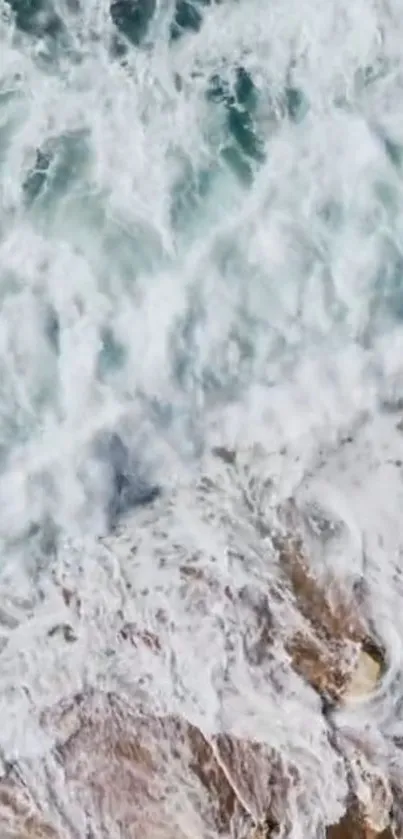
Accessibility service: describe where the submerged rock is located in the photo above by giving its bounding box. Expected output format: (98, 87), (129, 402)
(92, 430), (160, 527)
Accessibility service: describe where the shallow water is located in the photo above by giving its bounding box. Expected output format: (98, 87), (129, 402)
(1, 0), (403, 836)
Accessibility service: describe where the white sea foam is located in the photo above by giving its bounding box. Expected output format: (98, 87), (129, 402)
(1, 0), (403, 835)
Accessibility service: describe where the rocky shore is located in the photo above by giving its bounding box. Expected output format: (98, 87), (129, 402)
(1, 408), (403, 839)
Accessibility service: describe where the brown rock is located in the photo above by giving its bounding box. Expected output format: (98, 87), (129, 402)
(213, 734), (296, 829)
(274, 534), (383, 701)
(34, 691), (302, 839)
(327, 801), (393, 839)
(275, 535), (366, 644)
(42, 692), (252, 839)
(249, 817), (280, 839)
(343, 649), (382, 703)
(0, 778), (59, 839)
(285, 630), (350, 700)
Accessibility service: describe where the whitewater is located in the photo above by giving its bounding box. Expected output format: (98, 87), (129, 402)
(1, 0), (403, 837)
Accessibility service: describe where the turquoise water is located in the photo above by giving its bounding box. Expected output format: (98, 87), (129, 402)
(0, 0), (402, 543)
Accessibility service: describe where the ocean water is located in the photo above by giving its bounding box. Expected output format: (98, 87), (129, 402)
(1, 0), (403, 836)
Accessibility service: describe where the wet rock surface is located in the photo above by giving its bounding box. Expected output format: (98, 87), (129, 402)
(0, 533), (391, 839)
(0, 778), (59, 839)
(273, 532), (382, 703)
(41, 693), (252, 839)
(0, 436), (400, 839)
(327, 803), (393, 839)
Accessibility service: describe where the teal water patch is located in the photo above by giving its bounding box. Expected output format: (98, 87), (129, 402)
(170, 151), (248, 244)
(376, 242), (403, 322)
(23, 147), (52, 202)
(170, 298), (269, 406)
(220, 145), (253, 185)
(23, 131), (90, 210)
(381, 133), (403, 169)
(226, 105), (265, 163)
(110, 0), (156, 46)
(0, 91), (26, 169)
(207, 66), (265, 172)
(170, 0), (210, 40)
(170, 161), (216, 232)
(44, 305), (60, 354)
(91, 430), (161, 528)
(97, 326), (126, 380)
(5, 0), (63, 37)
(318, 199), (344, 231)
(284, 86), (309, 123)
